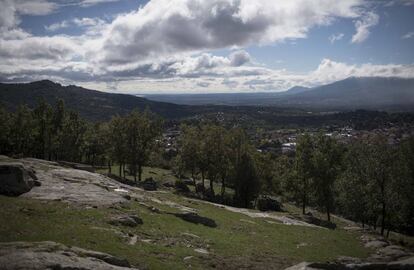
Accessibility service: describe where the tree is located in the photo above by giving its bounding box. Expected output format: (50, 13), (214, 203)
(179, 125), (200, 187)
(125, 110), (162, 182)
(0, 106), (11, 154)
(33, 99), (53, 159)
(295, 133), (314, 214)
(55, 111), (87, 162)
(203, 124), (229, 197)
(108, 116), (128, 177)
(9, 105), (36, 156)
(337, 142), (371, 227)
(311, 135), (343, 221)
(398, 136), (414, 235)
(234, 153), (261, 208)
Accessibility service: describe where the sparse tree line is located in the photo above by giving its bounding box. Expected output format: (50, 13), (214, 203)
(271, 134), (414, 237)
(1, 100), (413, 236)
(176, 125), (414, 236)
(0, 99), (162, 182)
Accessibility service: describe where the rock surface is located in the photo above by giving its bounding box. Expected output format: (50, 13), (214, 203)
(0, 241), (138, 270)
(285, 256), (414, 269)
(58, 161), (96, 172)
(0, 162), (38, 196)
(109, 215), (143, 227)
(0, 157), (137, 207)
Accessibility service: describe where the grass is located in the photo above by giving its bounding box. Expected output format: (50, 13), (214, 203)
(0, 188), (371, 270)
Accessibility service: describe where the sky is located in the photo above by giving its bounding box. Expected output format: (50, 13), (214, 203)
(1, 0), (414, 94)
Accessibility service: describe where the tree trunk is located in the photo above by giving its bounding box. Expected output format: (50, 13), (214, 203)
(302, 192), (306, 215)
(201, 171), (205, 194)
(138, 164), (142, 182)
(302, 177), (307, 215)
(221, 177), (226, 199)
(381, 201), (386, 236)
(119, 163), (122, 177)
(210, 178), (214, 195)
(327, 206), (331, 222)
(192, 170), (197, 193)
(108, 160), (111, 174)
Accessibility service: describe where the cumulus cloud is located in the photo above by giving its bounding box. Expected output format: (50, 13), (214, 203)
(0, 0), (56, 29)
(230, 50), (251, 67)
(99, 0), (362, 65)
(1, 0), (414, 94)
(351, 12), (379, 43)
(329, 33), (344, 44)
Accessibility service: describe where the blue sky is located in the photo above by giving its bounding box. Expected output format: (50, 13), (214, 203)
(1, 0), (414, 93)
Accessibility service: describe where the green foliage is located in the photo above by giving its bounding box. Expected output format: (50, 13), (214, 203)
(311, 135), (343, 221)
(294, 133), (314, 214)
(234, 153), (261, 208)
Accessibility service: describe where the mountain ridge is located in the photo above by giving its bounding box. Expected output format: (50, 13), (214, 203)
(0, 80), (195, 121)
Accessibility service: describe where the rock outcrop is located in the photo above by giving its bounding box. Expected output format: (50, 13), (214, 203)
(0, 241), (138, 270)
(109, 215), (143, 227)
(285, 256), (414, 269)
(257, 195), (283, 212)
(142, 177), (157, 191)
(1, 157), (134, 207)
(0, 162), (38, 196)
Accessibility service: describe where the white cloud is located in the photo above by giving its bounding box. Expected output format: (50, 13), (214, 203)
(78, 0), (121, 7)
(45, 21), (71, 32)
(45, 17), (106, 34)
(351, 12), (379, 44)
(99, 0), (362, 65)
(1, 0), (414, 94)
(402, 31), (414, 39)
(0, 0), (56, 30)
(329, 33), (344, 44)
(13, 0), (57, 16)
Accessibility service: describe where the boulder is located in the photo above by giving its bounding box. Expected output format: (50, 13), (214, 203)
(302, 214), (336, 230)
(109, 215), (143, 227)
(182, 179), (195, 186)
(0, 241), (137, 270)
(175, 180), (190, 193)
(0, 162), (37, 196)
(257, 195), (283, 212)
(142, 177), (157, 191)
(163, 181), (175, 188)
(174, 212), (217, 228)
(365, 240), (389, 249)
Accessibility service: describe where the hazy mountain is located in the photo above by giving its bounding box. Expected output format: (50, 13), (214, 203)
(145, 77), (414, 111)
(282, 86), (311, 95)
(0, 80), (194, 121)
(279, 77), (414, 110)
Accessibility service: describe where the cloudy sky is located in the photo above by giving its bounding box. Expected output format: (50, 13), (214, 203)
(1, 0), (414, 93)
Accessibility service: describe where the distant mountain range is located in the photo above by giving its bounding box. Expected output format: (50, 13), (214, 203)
(145, 77), (414, 111)
(0, 80), (194, 121)
(0, 77), (413, 122)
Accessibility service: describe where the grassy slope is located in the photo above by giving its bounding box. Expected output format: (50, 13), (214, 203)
(0, 181), (370, 270)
